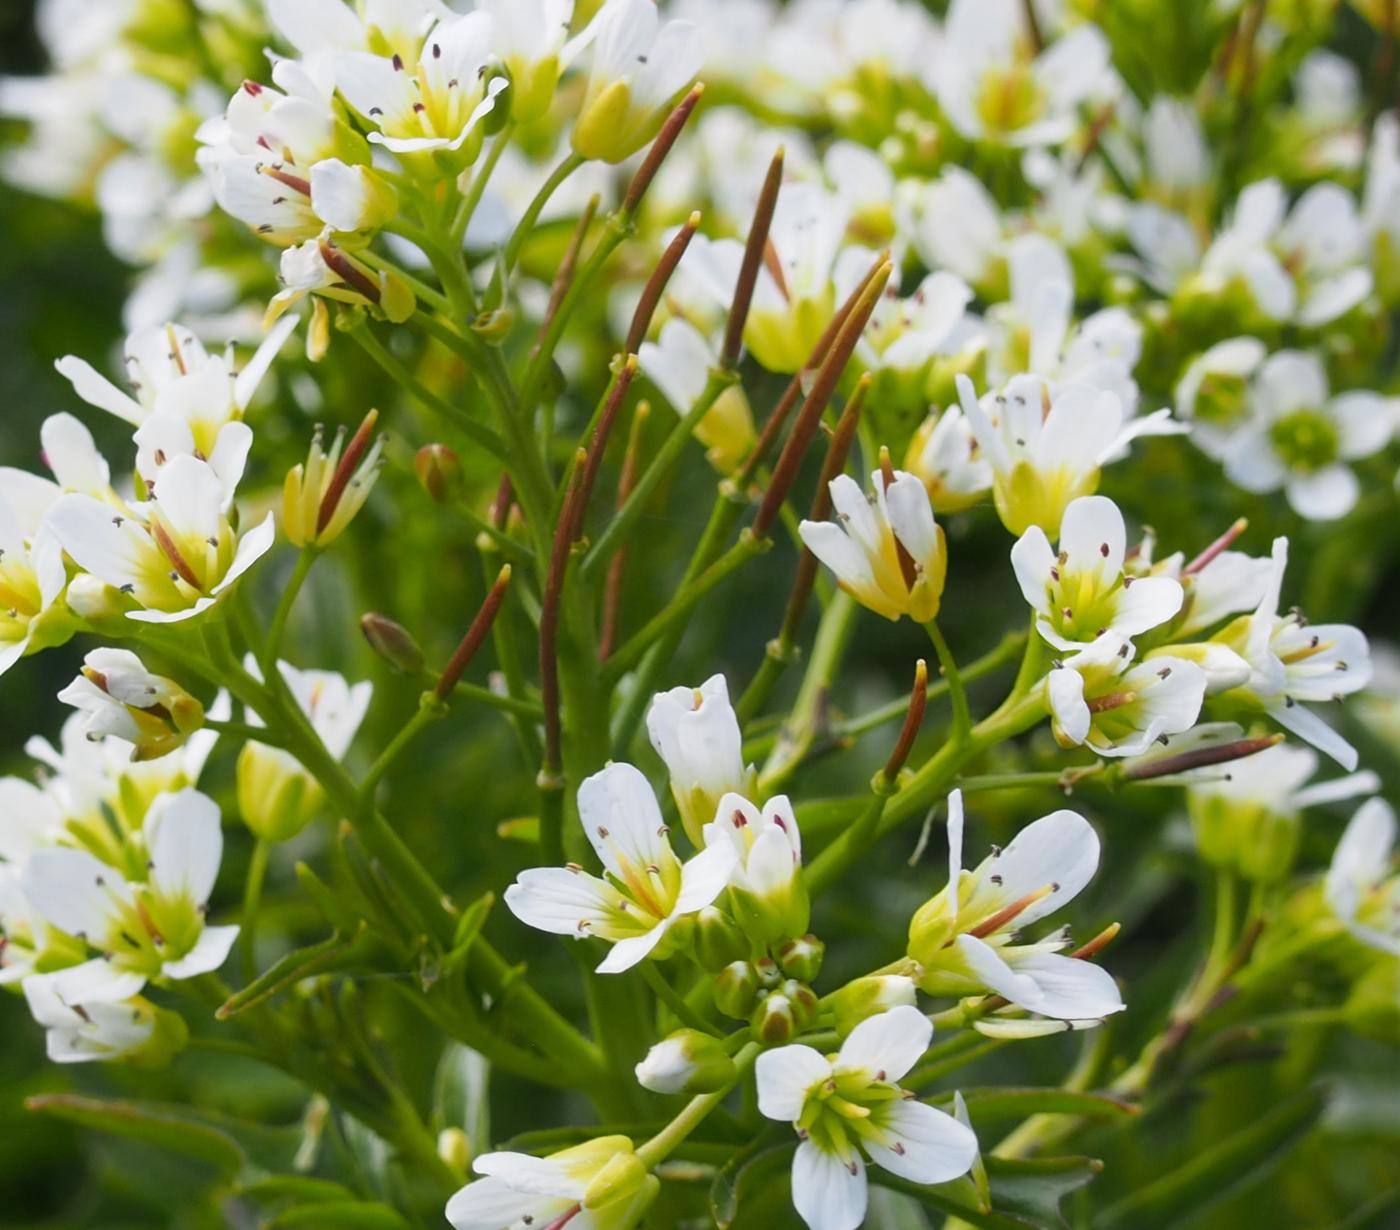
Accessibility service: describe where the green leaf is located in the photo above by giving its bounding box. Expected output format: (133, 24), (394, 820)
(265, 1200), (412, 1229)
(26, 1094), (247, 1177)
(956, 1088), (1138, 1126)
(985, 1155), (1104, 1229)
(709, 1137), (794, 1229)
(1092, 1085), (1327, 1230)
(217, 927), (364, 1018)
(874, 1157), (1101, 1230)
(442, 893), (496, 978)
(238, 1176), (360, 1206)
(433, 1042), (491, 1148)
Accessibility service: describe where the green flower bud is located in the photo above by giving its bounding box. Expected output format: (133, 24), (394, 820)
(827, 975), (919, 1037)
(360, 612), (426, 674)
(751, 989), (800, 1044)
(753, 955), (782, 987)
(713, 961), (760, 1020)
(472, 307), (515, 345)
(238, 741), (320, 844)
(437, 1127), (471, 1174)
(414, 443), (463, 504)
(779, 979), (818, 1031)
(379, 268), (416, 324)
(583, 1151), (651, 1210)
(777, 934), (825, 983)
(634, 1028), (738, 1094)
(693, 906), (749, 972)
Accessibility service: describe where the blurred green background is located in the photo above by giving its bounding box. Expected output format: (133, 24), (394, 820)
(1, 0), (1399, 1227)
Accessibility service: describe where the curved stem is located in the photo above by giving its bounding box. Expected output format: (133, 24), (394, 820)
(924, 619), (971, 741)
(262, 549), (317, 678)
(240, 837), (270, 985)
(636, 1042), (762, 1169)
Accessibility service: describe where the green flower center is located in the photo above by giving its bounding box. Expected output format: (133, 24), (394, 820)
(974, 63), (1046, 136)
(1194, 371), (1249, 426)
(1268, 409), (1339, 474)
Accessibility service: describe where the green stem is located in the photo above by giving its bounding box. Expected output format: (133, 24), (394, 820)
(356, 245), (451, 315)
(501, 152), (585, 275)
(636, 1043), (762, 1168)
(582, 370), (738, 582)
(239, 838), (270, 985)
(261, 549), (317, 678)
(924, 619), (971, 740)
(357, 697), (443, 804)
(641, 963), (722, 1036)
(454, 122), (515, 244)
(204, 718), (287, 748)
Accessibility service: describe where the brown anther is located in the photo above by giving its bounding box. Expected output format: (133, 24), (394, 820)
(1086, 690), (1137, 713)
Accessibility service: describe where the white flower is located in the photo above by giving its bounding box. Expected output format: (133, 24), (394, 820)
(308, 158), (399, 233)
(480, 0), (574, 123)
(955, 373), (1177, 536)
(570, 0), (702, 163)
(46, 453), (275, 625)
(645, 675), (751, 845)
(58, 648), (204, 762)
(933, 0), (1111, 148)
(634, 1027), (735, 1094)
(238, 659), (371, 843)
(1011, 495), (1183, 651)
(1047, 635), (1206, 757)
(337, 11), (508, 156)
(1188, 742), (1378, 829)
(268, 0), (451, 64)
(854, 263), (976, 374)
(445, 1136), (658, 1230)
(798, 467), (948, 622)
(1221, 350), (1393, 521)
(1212, 538), (1371, 769)
(54, 318), (295, 456)
(1142, 96), (1210, 199)
(902, 167), (1009, 289)
(904, 404), (993, 515)
(504, 763), (736, 973)
(22, 787), (238, 989)
(197, 71), (355, 245)
(1325, 799), (1399, 956)
(23, 963), (162, 1065)
(908, 791), (1126, 1020)
(637, 319), (755, 474)
(0, 464), (67, 676)
(1202, 179), (1373, 326)
(1175, 336), (1268, 460)
(703, 792), (807, 942)
(755, 1005), (977, 1230)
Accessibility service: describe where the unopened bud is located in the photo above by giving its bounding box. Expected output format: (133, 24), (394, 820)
(693, 906), (748, 971)
(753, 955), (782, 987)
(713, 960), (760, 1019)
(238, 741), (319, 843)
(582, 1151), (650, 1210)
(360, 613), (425, 674)
(634, 1029), (737, 1095)
(437, 1127), (471, 1173)
(751, 989), (799, 1043)
(777, 935), (825, 983)
(827, 975), (918, 1036)
(471, 307), (515, 344)
(379, 268), (415, 324)
(415, 443), (463, 504)
(779, 979), (818, 1031)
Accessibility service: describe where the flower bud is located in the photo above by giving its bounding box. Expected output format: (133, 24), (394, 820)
(634, 1029), (738, 1095)
(437, 1127), (471, 1173)
(582, 1151), (652, 1211)
(754, 955), (782, 987)
(238, 741), (320, 843)
(1237, 809), (1301, 884)
(415, 443), (463, 504)
(646, 676), (750, 848)
(751, 989), (800, 1044)
(65, 573), (130, 626)
(360, 612), (425, 674)
(58, 648), (205, 762)
(379, 268), (416, 324)
(310, 159), (399, 233)
(777, 935), (825, 983)
(779, 979), (818, 1031)
(693, 906), (748, 972)
(713, 960), (760, 1019)
(826, 975), (918, 1037)
(471, 307), (515, 344)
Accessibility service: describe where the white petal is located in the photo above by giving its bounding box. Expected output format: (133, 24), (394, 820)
(835, 1004), (932, 1084)
(1286, 466), (1358, 521)
(1005, 951), (1125, 1019)
(755, 1044), (831, 1121)
(23, 847), (133, 940)
(975, 809), (1100, 925)
(503, 867), (617, 937)
(1010, 525), (1056, 616)
(53, 355), (144, 424)
(1047, 667), (1090, 744)
(596, 921), (670, 973)
(471, 1150), (582, 1198)
(163, 924), (239, 979)
(1325, 798), (1395, 922)
(673, 840), (738, 914)
(946, 789), (965, 927)
(865, 1099), (978, 1185)
(577, 761), (671, 882)
(210, 512), (277, 596)
(791, 1139), (867, 1230)
(445, 1178), (560, 1230)
(1114, 576), (1183, 637)
(147, 788), (223, 904)
(1265, 699), (1358, 771)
